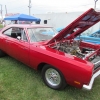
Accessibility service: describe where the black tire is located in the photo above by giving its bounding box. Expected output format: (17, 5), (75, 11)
(0, 49), (6, 57)
(42, 64), (66, 90)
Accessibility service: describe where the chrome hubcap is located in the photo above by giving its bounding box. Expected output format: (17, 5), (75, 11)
(45, 68), (61, 86)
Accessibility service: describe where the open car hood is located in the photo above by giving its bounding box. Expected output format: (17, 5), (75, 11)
(46, 8), (100, 45)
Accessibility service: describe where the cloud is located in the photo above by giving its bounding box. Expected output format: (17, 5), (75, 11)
(1, 0), (100, 15)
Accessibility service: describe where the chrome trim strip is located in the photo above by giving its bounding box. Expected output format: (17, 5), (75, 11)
(94, 60), (100, 65)
(82, 70), (100, 90)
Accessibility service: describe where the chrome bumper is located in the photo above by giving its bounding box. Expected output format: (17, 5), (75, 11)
(82, 70), (100, 90)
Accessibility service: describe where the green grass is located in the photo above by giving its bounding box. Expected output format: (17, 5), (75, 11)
(0, 24), (3, 28)
(0, 56), (100, 100)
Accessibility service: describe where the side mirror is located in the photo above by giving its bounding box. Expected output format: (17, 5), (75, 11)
(17, 36), (21, 40)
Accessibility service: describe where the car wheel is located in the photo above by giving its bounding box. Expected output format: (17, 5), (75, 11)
(0, 49), (6, 57)
(42, 64), (66, 90)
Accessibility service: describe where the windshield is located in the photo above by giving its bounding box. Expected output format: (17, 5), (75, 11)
(28, 27), (57, 42)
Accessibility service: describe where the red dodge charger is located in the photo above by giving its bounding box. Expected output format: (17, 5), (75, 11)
(0, 8), (100, 90)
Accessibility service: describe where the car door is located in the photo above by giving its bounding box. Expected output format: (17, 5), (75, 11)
(2, 27), (20, 58)
(1, 27), (13, 55)
(2, 27), (30, 66)
(15, 28), (30, 65)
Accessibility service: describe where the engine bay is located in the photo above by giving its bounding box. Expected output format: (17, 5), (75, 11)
(50, 39), (100, 69)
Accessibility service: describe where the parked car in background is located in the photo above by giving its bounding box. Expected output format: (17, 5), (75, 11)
(76, 30), (100, 44)
(0, 8), (100, 90)
(56, 27), (64, 32)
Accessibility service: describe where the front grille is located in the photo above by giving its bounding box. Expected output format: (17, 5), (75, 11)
(91, 56), (100, 69)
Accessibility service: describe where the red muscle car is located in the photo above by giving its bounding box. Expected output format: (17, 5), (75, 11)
(0, 8), (100, 90)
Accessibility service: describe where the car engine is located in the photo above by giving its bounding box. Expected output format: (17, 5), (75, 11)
(52, 40), (97, 61)
(49, 39), (100, 69)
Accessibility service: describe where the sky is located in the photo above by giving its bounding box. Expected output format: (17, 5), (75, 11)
(0, 0), (100, 15)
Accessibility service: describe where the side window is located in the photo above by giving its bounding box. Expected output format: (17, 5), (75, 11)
(3, 27), (28, 41)
(11, 27), (19, 38)
(21, 30), (28, 41)
(3, 28), (12, 36)
(10, 27), (22, 39)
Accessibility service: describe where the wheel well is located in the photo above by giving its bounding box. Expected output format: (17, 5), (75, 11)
(37, 63), (48, 71)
